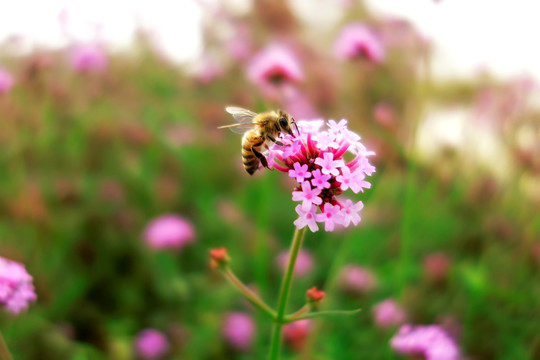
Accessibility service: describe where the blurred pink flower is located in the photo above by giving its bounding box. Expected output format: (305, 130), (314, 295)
(134, 328), (169, 360)
(193, 54), (224, 84)
(391, 324), (461, 360)
(423, 252), (451, 284)
(333, 23), (385, 63)
(247, 44), (303, 96)
(0, 67), (15, 94)
(143, 214), (195, 250)
(339, 264), (377, 294)
(373, 102), (397, 128)
(0, 256), (37, 314)
(283, 319), (312, 351)
(226, 24), (252, 61)
(69, 44), (108, 73)
(276, 249), (313, 277)
(372, 299), (407, 329)
(283, 91), (320, 120)
(222, 312), (255, 350)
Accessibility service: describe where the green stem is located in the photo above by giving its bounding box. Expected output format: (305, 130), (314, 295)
(268, 226), (307, 360)
(222, 267), (276, 320)
(0, 331), (13, 360)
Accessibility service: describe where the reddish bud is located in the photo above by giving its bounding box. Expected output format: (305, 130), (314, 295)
(306, 286), (325, 302)
(210, 247), (229, 269)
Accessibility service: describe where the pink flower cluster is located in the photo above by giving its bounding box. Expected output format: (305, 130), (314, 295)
(267, 119), (375, 232)
(0, 66), (15, 94)
(143, 214), (196, 251)
(333, 23), (385, 63)
(134, 328), (169, 359)
(372, 298), (407, 329)
(0, 256), (37, 314)
(391, 324), (461, 360)
(69, 44), (108, 73)
(222, 312), (255, 350)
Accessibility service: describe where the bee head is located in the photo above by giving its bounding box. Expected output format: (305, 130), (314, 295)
(278, 110), (298, 137)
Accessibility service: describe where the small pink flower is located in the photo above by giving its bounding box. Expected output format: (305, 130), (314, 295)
(339, 264), (376, 294)
(293, 204), (319, 232)
(316, 203), (343, 232)
(0, 67), (15, 94)
(338, 199), (364, 227)
(289, 163), (311, 183)
(283, 319), (312, 351)
(373, 299), (407, 329)
(134, 328), (169, 359)
(292, 181), (322, 211)
(391, 324), (461, 360)
(69, 44), (108, 73)
(246, 44), (303, 95)
(333, 23), (385, 63)
(222, 312), (255, 350)
(0, 256), (37, 314)
(276, 249), (313, 277)
(143, 214), (195, 251)
(315, 153), (344, 176)
(311, 169), (331, 190)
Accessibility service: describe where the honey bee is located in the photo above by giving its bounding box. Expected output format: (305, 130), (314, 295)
(219, 106), (299, 175)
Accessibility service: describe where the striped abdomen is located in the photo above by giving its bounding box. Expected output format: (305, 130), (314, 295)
(241, 130), (265, 175)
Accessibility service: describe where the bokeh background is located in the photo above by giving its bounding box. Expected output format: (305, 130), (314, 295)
(1, 0), (539, 359)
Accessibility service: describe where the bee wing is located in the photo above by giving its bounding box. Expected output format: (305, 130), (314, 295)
(219, 106), (258, 134)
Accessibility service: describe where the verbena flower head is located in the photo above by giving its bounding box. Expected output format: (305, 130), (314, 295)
(69, 44), (108, 73)
(134, 328), (169, 360)
(247, 44), (303, 95)
(372, 298), (407, 329)
(0, 67), (15, 94)
(391, 324), (461, 360)
(339, 264), (377, 294)
(333, 23), (385, 63)
(143, 214), (195, 250)
(267, 118), (375, 232)
(0, 256), (37, 314)
(222, 312), (255, 351)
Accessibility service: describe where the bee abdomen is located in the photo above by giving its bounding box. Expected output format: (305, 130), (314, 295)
(242, 150), (259, 175)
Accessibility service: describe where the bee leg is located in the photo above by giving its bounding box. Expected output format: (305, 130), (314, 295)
(252, 146), (269, 169)
(267, 135), (284, 146)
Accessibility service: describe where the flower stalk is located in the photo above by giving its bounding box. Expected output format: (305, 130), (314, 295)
(268, 226), (307, 360)
(0, 331), (13, 360)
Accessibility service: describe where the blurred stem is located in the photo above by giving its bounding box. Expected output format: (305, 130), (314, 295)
(268, 226), (307, 360)
(222, 267), (276, 320)
(0, 331), (13, 360)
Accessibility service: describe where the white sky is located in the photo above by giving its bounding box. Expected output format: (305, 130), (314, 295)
(0, 0), (539, 81)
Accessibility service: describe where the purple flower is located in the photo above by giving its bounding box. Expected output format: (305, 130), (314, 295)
(373, 299), (407, 329)
(0, 67), (15, 94)
(143, 214), (195, 251)
(276, 249), (313, 277)
(134, 328), (169, 359)
(267, 118), (375, 232)
(222, 312), (255, 351)
(246, 44), (303, 95)
(333, 23), (385, 63)
(69, 44), (108, 73)
(391, 324), (461, 360)
(339, 264), (377, 294)
(0, 256), (37, 314)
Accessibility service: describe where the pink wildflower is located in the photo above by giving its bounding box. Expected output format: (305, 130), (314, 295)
(246, 44), (303, 95)
(0, 256), (37, 314)
(222, 312), (255, 350)
(193, 54), (224, 84)
(391, 324), (461, 360)
(143, 214), (195, 251)
(333, 23), (385, 63)
(283, 319), (312, 351)
(339, 264), (376, 294)
(267, 118), (375, 232)
(134, 328), (169, 359)
(373, 299), (407, 329)
(0, 67), (15, 94)
(276, 249), (313, 277)
(69, 44), (108, 73)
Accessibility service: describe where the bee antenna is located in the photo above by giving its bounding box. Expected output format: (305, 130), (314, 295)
(293, 120), (300, 136)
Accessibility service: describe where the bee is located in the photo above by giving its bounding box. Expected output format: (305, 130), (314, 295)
(219, 106), (299, 175)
